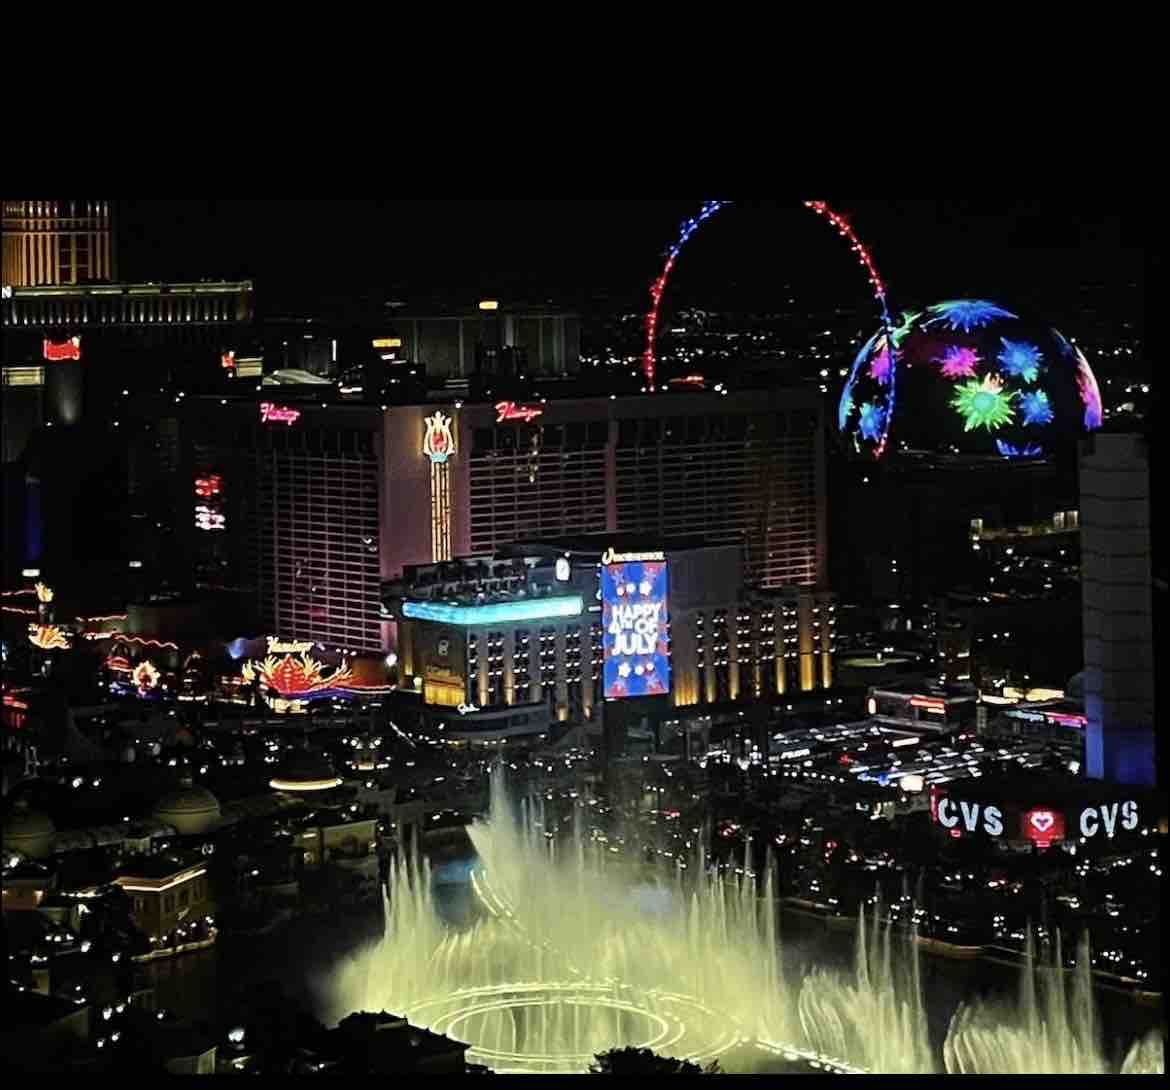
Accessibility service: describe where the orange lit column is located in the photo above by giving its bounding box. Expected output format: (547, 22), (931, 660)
(798, 597), (816, 693)
(422, 412), (456, 563)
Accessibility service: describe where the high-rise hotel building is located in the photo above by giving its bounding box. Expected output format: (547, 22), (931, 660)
(183, 386), (827, 657)
(2, 199), (115, 287)
(383, 537), (834, 742)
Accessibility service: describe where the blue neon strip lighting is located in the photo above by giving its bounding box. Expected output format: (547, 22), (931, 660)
(402, 596), (584, 626)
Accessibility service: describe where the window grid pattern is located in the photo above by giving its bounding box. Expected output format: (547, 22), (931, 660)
(468, 436), (607, 554)
(255, 445), (381, 652)
(614, 412), (818, 588)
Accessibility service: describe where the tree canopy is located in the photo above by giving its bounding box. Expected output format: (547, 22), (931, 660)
(590, 1047), (720, 1075)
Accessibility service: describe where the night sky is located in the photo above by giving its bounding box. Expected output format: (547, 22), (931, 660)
(117, 200), (1143, 322)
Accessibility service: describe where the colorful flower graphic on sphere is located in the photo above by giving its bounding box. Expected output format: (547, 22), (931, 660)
(838, 387), (854, 431)
(997, 338), (1044, 382)
(858, 401), (886, 442)
(997, 439), (1043, 458)
(868, 342), (893, 384)
(951, 375), (1016, 432)
(1075, 350), (1103, 429)
(933, 345), (981, 380)
(925, 299), (1018, 333)
(1019, 389), (1054, 426)
(890, 311), (922, 348)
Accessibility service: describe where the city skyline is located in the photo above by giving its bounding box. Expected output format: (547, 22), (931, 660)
(1, 196), (1159, 1077)
(116, 199), (1144, 311)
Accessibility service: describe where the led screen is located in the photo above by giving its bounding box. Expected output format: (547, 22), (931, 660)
(837, 300), (1103, 461)
(602, 557), (670, 699)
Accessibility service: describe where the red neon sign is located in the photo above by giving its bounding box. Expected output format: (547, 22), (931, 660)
(260, 402), (301, 425)
(221, 351), (236, 369)
(910, 696), (946, 712)
(194, 475), (222, 498)
(1021, 807), (1065, 849)
(44, 336), (81, 361)
(1045, 712), (1087, 728)
(495, 400), (543, 423)
(668, 374), (706, 386)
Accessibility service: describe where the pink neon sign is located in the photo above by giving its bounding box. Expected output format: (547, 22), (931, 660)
(495, 400), (543, 423)
(260, 402), (301, 425)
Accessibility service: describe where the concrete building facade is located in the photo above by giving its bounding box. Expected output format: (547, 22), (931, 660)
(1079, 432), (1155, 785)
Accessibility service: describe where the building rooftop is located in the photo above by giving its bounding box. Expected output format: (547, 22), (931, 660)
(502, 533), (725, 556)
(871, 680), (978, 700)
(114, 852), (204, 882)
(933, 773), (1165, 812)
(5, 280), (252, 299)
(332, 1009), (469, 1058)
(5, 989), (87, 1028)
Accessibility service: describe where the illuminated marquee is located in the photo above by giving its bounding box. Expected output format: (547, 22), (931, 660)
(372, 337), (402, 349)
(43, 336), (81, 361)
(935, 797), (1005, 837)
(933, 793), (1141, 843)
(266, 637), (315, 655)
(402, 596), (582, 626)
(601, 548), (665, 565)
(602, 555), (670, 699)
(29, 624), (71, 650)
(909, 696), (946, 713)
(423, 412), (455, 464)
(1021, 807), (1065, 849)
(242, 650), (354, 704)
(1079, 800), (1139, 839)
(260, 402), (301, 425)
(495, 401), (543, 424)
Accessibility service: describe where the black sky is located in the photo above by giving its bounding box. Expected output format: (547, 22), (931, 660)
(116, 200), (1143, 321)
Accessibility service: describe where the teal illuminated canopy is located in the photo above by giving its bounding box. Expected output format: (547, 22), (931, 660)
(402, 596), (584, 626)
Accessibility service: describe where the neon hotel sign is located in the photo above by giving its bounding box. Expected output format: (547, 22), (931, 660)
(260, 402), (301, 425)
(495, 401), (543, 423)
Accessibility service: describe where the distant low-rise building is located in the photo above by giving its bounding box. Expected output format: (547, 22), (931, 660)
(0, 989), (92, 1072)
(113, 853), (215, 955)
(866, 681), (978, 735)
(327, 1010), (470, 1075)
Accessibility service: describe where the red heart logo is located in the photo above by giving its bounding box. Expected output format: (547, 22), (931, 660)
(1030, 811), (1054, 832)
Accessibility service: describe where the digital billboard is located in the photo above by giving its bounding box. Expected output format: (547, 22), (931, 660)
(602, 551), (670, 699)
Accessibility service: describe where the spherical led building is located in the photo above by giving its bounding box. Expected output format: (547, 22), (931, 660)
(153, 776), (222, 836)
(2, 799), (56, 859)
(838, 300), (1103, 459)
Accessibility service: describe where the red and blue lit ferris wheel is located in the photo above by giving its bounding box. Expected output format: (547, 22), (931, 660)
(641, 200), (897, 454)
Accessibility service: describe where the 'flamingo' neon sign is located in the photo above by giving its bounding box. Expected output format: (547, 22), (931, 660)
(495, 401), (543, 423)
(260, 402), (301, 425)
